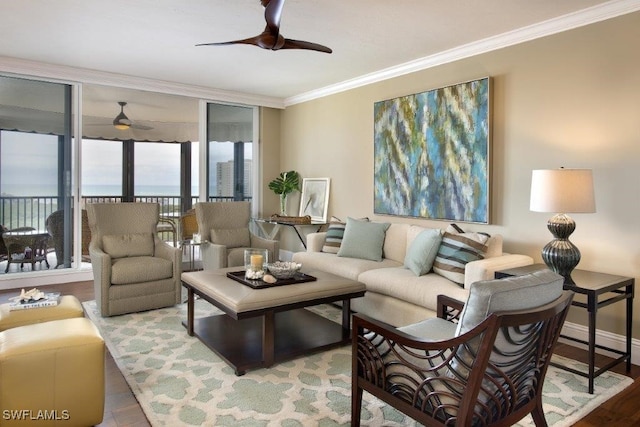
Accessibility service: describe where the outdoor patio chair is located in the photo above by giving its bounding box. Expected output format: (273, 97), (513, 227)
(45, 209), (91, 268)
(352, 270), (573, 427)
(194, 201), (279, 270)
(179, 208), (198, 242)
(87, 202), (182, 316)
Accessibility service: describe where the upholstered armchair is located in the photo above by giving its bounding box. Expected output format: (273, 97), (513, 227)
(352, 270), (573, 427)
(194, 201), (279, 270)
(87, 202), (182, 317)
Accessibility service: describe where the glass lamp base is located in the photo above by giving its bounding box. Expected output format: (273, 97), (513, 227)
(542, 213), (580, 285)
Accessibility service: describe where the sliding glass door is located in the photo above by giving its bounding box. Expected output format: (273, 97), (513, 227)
(0, 75), (74, 273)
(206, 103), (256, 204)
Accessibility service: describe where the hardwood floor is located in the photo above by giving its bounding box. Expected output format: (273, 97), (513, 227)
(2, 280), (639, 426)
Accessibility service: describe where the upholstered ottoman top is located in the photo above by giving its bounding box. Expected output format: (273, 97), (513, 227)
(0, 295), (84, 331)
(182, 268), (365, 313)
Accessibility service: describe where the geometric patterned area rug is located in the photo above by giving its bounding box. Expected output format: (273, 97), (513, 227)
(83, 299), (633, 426)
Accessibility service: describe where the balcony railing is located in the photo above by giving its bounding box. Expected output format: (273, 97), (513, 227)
(0, 195), (247, 231)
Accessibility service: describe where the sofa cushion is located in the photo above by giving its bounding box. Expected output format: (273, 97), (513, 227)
(338, 218), (390, 261)
(404, 228), (442, 276)
(211, 227), (250, 248)
(293, 251), (401, 281)
(102, 233), (154, 259)
(383, 223), (410, 263)
(433, 231), (489, 285)
(358, 267), (469, 313)
(322, 217), (346, 254)
(111, 256), (173, 285)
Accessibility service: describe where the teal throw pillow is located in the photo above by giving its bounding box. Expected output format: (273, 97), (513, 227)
(404, 228), (442, 276)
(337, 218), (390, 261)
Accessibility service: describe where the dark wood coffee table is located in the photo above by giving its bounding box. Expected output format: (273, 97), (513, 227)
(181, 268), (366, 375)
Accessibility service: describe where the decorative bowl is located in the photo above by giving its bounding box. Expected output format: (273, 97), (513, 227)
(267, 261), (302, 279)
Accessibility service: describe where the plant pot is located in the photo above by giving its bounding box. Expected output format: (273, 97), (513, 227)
(279, 193), (288, 216)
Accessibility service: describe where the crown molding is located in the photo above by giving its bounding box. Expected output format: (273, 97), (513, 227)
(284, 0), (640, 107)
(0, 56), (286, 109)
(2, 0), (638, 110)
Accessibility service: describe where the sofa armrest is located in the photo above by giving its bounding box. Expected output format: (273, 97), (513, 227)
(305, 232), (327, 252)
(463, 254), (534, 289)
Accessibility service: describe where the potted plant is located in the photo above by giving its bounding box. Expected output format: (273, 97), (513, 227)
(268, 170), (301, 215)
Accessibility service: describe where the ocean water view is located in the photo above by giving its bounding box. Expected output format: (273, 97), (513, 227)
(1, 184), (198, 197)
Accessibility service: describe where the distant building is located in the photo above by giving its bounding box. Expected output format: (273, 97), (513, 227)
(216, 160), (252, 198)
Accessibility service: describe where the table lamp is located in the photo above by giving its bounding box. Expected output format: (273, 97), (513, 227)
(530, 168), (595, 284)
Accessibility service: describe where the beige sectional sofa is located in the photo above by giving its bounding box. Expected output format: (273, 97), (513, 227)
(292, 221), (534, 326)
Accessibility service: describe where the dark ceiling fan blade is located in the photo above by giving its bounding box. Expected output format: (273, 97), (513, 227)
(197, 31), (279, 50)
(196, 0), (332, 53)
(197, 35), (264, 47)
(281, 38), (332, 54)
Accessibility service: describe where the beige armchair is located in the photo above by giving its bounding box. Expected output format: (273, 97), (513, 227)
(195, 201), (279, 270)
(87, 202), (182, 317)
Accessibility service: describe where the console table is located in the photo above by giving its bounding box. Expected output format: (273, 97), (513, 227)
(253, 218), (327, 249)
(496, 264), (634, 393)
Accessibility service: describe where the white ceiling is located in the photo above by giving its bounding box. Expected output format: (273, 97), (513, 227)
(3, 0), (639, 109)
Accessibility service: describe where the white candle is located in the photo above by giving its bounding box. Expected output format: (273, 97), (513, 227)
(250, 254), (263, 270)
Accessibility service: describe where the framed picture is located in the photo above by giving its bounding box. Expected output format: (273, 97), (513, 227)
(299, 178), (330, 222)
(373, 77), (491, 224)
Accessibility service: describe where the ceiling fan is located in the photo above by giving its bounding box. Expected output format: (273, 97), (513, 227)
(112, 101), (153, 130)
(196, 0), (332, 53)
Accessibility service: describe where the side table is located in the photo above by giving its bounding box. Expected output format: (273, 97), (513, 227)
(496, 264), (634, 393)
(180, 239), (204, 272)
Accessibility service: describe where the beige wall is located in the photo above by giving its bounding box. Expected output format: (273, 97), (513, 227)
(259, 106), (283, 217)
(279, 12), (640, 337)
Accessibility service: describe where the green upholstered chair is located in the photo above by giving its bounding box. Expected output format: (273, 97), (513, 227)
(194, 201), (279, 270)
(87, 202), (182, 317)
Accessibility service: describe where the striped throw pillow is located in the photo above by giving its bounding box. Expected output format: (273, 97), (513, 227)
(433, 230), (489, 285)
(322, 217), (346, 254)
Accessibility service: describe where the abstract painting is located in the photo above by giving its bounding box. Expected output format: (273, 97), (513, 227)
(373, 77), (491, 223)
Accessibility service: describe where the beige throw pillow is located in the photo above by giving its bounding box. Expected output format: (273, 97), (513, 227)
(210, 228), (251, 248)
(103, 233), (154, 259)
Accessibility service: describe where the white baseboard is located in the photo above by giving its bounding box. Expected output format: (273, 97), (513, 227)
(0, 269), (93, 291)
(560, 321), (639, 366)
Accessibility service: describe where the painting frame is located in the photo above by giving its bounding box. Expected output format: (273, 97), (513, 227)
(373, 77), (491, 224)
(299, 178), (330, 223)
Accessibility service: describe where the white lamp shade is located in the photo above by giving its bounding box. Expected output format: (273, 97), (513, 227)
(530, 169), (596, 213)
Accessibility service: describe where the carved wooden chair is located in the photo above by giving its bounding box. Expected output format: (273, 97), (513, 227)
(352, 270), (573, 427)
